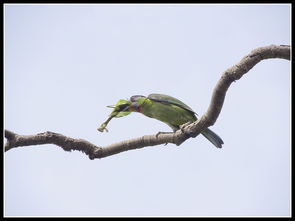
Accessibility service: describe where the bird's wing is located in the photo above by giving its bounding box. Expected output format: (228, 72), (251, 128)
(147, 93), (197, 115)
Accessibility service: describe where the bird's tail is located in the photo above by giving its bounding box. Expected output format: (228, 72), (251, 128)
(201, 128), (224, 148)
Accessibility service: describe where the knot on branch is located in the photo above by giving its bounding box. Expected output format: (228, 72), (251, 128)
(89, 148), (103, 160)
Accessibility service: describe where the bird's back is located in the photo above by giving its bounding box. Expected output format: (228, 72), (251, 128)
(148, 93), (197, 115)
(141, 94), (197, 131)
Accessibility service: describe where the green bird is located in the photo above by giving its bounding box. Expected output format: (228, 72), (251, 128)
(98, 93), (224, 148)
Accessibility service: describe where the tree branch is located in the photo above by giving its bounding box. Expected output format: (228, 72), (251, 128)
(4, 45), (290, 159)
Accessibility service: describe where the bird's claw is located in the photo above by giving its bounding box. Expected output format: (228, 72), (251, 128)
(180, 122), (195, 138)
(180, 122), (191, 132)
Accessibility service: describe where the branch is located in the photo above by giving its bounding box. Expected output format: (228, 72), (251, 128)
(184, 44), (290, 137)
(4, 45), (290, 159)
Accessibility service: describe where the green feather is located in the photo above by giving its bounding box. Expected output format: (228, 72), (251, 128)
(140, 95), (196, 131)
(140, 94), (223, 148)
(148, 93), (197, 115)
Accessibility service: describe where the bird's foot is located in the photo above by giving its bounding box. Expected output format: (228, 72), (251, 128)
(180, 122), (194, 137)
(180, 122), (192, 132)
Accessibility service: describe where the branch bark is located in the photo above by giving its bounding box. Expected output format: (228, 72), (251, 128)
(4, 45), (291, 159)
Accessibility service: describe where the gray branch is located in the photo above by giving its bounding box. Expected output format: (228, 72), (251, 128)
(4, 45), (291, 159)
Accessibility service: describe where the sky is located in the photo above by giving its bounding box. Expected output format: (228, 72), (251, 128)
(4, 4), (291, 217)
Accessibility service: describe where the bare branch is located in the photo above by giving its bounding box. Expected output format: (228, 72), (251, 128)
(181, 44), (290, 138)
(4, 45), (290, 159)
(4, 129), (182, 159)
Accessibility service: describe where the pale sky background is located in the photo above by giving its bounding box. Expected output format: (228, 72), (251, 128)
(4, 4), (290, 217)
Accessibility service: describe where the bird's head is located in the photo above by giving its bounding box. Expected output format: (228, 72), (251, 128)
(129, 95), (146, 112)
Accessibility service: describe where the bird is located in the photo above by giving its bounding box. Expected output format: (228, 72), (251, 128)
(98, 93), (224, 148)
